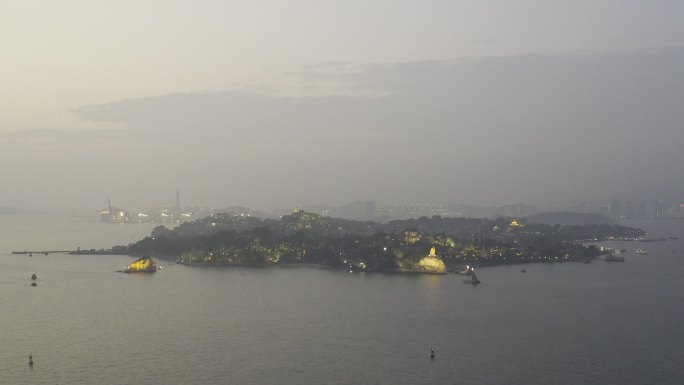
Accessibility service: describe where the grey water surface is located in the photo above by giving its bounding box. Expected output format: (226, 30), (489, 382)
(1, 217), (682, 384)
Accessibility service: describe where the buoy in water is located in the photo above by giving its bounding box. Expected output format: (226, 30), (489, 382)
(29, 354), (33, 366)
(30, 282), (37, 287)
(31, 273), (37, 280)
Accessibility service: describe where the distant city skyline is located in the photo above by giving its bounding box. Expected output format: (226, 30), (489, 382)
(56, 194), (684, 222)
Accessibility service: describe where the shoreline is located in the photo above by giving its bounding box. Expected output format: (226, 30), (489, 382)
(158, 257), (604, 274)
(10, 249), (607, 273)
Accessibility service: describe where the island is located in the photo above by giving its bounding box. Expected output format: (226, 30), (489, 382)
(122, 208), (646, 273)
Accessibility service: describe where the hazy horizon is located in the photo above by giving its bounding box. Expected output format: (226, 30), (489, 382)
(2, 1), (684, 212)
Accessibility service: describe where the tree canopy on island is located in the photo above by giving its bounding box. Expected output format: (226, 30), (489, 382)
(126, 209), (645, 271)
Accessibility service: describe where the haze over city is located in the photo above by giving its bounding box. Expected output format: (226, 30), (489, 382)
(2, 1), (683, 212)
(4, 3), (684, 385)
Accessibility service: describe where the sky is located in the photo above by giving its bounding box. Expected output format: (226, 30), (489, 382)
(1, 0), (684, 212)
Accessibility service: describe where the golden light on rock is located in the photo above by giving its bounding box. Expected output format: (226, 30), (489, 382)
(416, 246), (446, 274)
(125, 256), (157, 273)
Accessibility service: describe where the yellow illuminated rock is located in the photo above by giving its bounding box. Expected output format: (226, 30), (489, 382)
(415, 247), (447, 274)
(125, 256), (157, 273)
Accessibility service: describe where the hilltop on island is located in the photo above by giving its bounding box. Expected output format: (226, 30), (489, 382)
(125, 208), (645, 273)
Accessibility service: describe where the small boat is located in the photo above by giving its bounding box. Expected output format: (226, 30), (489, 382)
(30, 282), (37, 287)
(464, 271), (481, 285)
(31, 273), (37, 280)
(635, 249), (647, 255)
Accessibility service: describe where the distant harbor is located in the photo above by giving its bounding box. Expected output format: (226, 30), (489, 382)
(100, 196), (208, 224)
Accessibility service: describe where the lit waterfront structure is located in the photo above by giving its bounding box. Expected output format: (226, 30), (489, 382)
(100, 198), (130, 223)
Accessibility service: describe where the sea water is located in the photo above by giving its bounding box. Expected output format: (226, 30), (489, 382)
(0, 214), (162, 252)
(0, 215), (682, 384)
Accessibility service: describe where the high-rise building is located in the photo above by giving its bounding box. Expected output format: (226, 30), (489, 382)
(638, 199), (648, 218)
(655, 200), (665, 218)
(623, 201), (634, 218)
(609, 198), (621, 218)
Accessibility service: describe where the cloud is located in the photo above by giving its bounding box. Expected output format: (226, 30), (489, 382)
(65, 47), (684, 207)
(0, 127), (133, 152)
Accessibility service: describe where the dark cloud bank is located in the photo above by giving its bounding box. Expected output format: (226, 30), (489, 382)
(68, 48), (684, 210)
